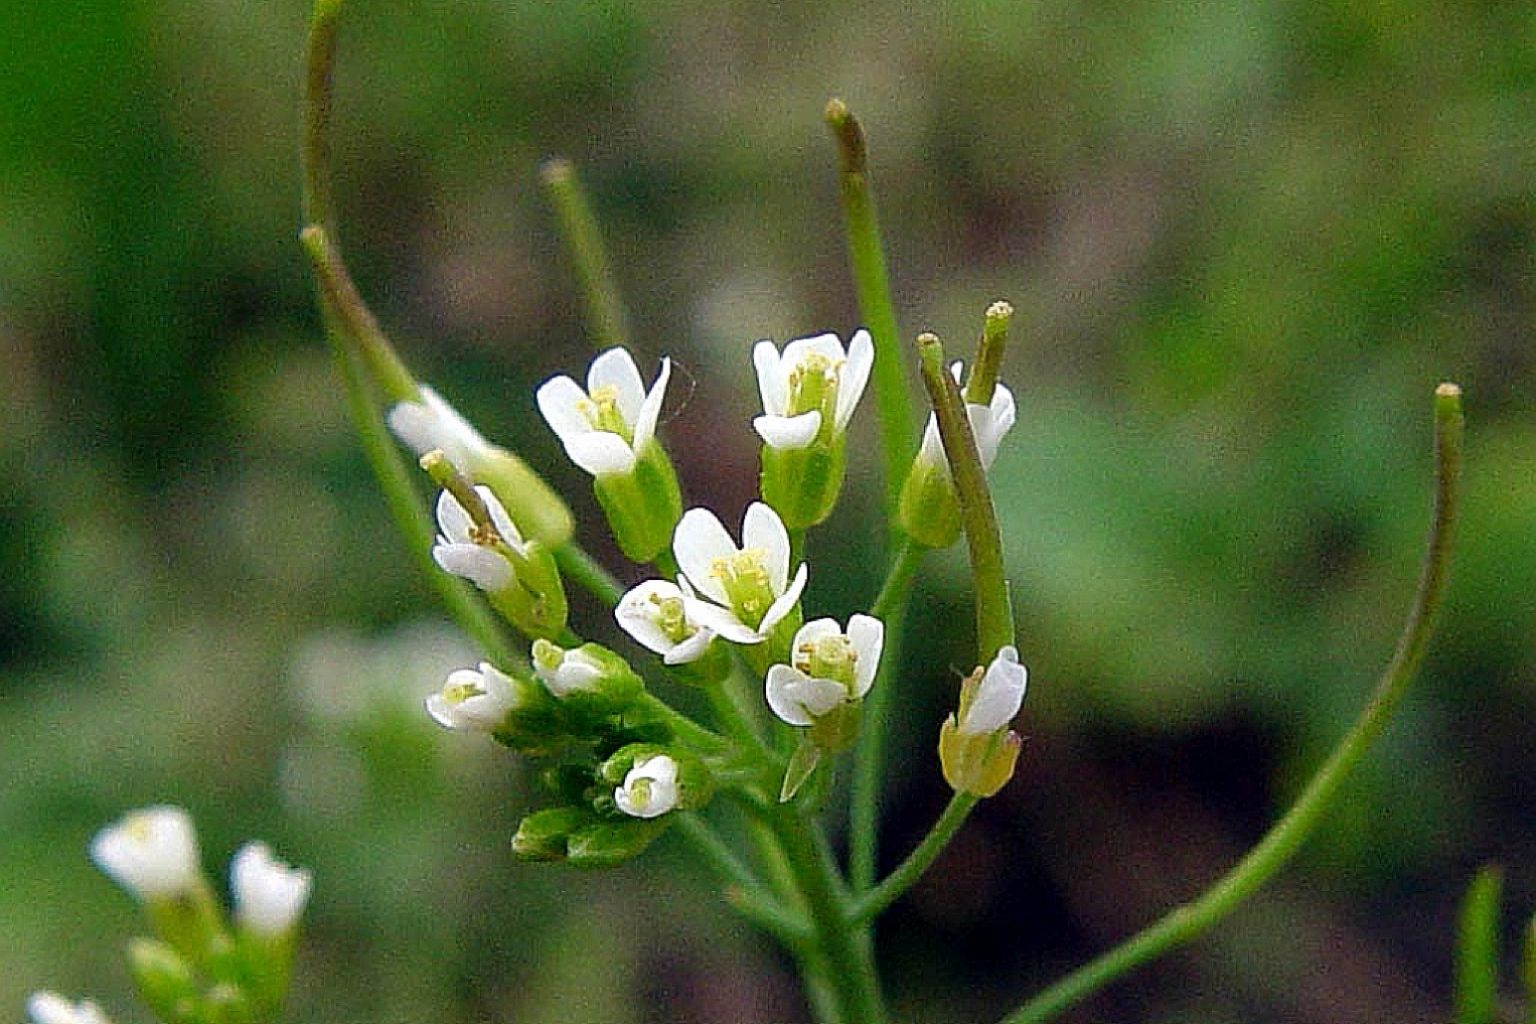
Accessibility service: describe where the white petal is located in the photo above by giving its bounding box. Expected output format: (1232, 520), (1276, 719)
(632, 356), (671, 453)
(27, 993), (112, 1024)
(433, 543), (512, 593)
(476, 485), (525, 548)
(634, 753), (678, 786)
(565, 431), (637, 477)
(587, 347), (646, 426)
(792, 617), (842, 649)
(89, 806), (201, 901)
(758, 561), (808, 636)
(434, 489), (475, 545)
(766, 665), (845, 726)
(615, 580), (683, 655)
(834, 329), (874, 430)
(231, 841), (311, 936)
(752, 340), (786, 415)
(979, 384), (1017, 470)
(781, 332), (846, 368)
(687, 599), (763, 645)
(742, 502), (790, 593)
(917, 414), (946, 471)
(753, 411), (822, 450)
(664, 629), (714, 665)
(535, 375), (592, 445)
(674, 508), (737, 606)
(962, 645), (1028, 734)
(387, 386), (492, 472)
(845, 613), (885, 698)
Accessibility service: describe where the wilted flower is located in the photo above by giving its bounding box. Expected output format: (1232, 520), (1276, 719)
(387, 385), (495, 475)
(954, 644), (1027, 735)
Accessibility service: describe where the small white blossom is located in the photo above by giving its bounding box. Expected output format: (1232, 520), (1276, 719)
(613, 755), (679, 819)
(231, 841), (312, 937)
(426, 661), (518, 732)
(536, 347), (671, 477)
(957, 645), (1028, 735)
(672, 502), (808, 644)
(531, 641), (605, 698)
(615, 578), (714, 665)
(387, 385), (495, 475)
(765, 615), (883, 726)
(26, 993), (113, 1024)
(431, 486), (524, 593)
(90, 806), (201, 901)
(916, 361), (1017, 475)
(752, 330), (873, 450)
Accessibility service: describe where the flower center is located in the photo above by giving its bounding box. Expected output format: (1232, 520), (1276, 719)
(786, 352), (842, 433)
(646, 592), (694, 643)
(627, 778), (657, 810)
(442, 679), (487, 707)
(577, 384), (632, 439)
(710, 548), (775, 628)
(795, 633), (858, 692)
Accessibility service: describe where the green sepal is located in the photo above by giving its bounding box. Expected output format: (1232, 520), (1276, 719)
(779, 738), (824, 803)
(593, 443), (682, 563)
(760, 436), (846, 530)
(512, 806), (589, 862)
(491, 672), (568, 756)
(898, 455), (961, 549)
(488, 540), (568, 641)
(664, 639), (731, 687)
(565, 817), (672, 869)
(200, 984), (255, 1024)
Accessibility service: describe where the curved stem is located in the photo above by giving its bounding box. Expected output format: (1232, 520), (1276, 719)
(1000, 383), (1464, 1024)
(673, 813), (810, 950)
(849, 538), (924, 890)
(851, 793), (976, 924)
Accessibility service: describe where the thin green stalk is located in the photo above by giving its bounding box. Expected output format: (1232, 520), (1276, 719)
(634, 693), (728, 754)
(1523, 909), (1536, 1024)
(770, 807), (886, 1024)
(851, 793), (976, 924)
(1000, 383), (1465, 1024)
(825, 99), (913, 523)
(673, 813), (810, 949)
(917, 332), (1014, 656)
(1455, 865), (1504, 1024)
(849, 537), (924, 890)
(540, 157), (631, 352)
(554, 542), (625, 607)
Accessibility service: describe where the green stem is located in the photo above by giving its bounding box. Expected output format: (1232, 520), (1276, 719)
(825, 99), (912, 525)
(1524, 909), (1536, 1024)
(634, 693), (728, 754)
(999, 383), (1464, 1024)
(770, 807), (886, 1024)
(918, 333), (1014, 656)
(540, 158), (631, 352)
(554, 542), (625, 607)
(673, 813), (810, 949)
(849, 537), (924, 890)
(851, 793), (976, 924)
(1455, 865), (1504, 1024)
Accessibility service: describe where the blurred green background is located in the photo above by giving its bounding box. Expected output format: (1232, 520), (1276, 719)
(3, 1), (1534, 1021)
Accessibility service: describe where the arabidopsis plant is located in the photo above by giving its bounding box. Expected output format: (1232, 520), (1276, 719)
(26, 994), (112, 1024)
(673, 502), (807, 650)
(426, 661), (518, 732)
(615, 578), (714, 665)
(613, 754), (680, 819)
(537, 348), (671, 476)
(752, 330), (873, 450)
(231, 841), (312, 937)
(90, 806), (202, 901)
(766, 614), (883, 727)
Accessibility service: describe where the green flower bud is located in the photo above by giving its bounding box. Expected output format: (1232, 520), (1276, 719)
(531, 640), (644, 726)
(512, 807), (589, 862)
(128, 938), (198, 1024)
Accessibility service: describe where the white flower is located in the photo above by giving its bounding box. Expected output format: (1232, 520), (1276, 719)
(231, 841), (312, 937)
(531, 641), (605, 698)
(426, 661), (518, 732)
(431, 486), (524, 593)
(26, 993), (112, 1024)
(613, 755), (679, 819)
(957, 645), (1028, 735)
(536, 347), (671, 477)
(89, 806), (201, 901)
(387, 385), (495, 475)
(917, 362), (1017, 475)
(765, 614), (883, 726)
(752, 330), (873, 450)
(673, 502), (808, 644)
(615, 578), (714, 665)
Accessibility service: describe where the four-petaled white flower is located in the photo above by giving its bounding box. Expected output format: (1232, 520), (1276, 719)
(531, 641), (605, 698)
(387, 385), (495, 475)
(426, 661), (518, 732)
(917, 361), (1017, 475)
(615, 578), (714, 665)
(537, 347), (672, 477)
(614, 755), (679, 819)
(765, 614), (883, 726)
(431, 486), (524, 594)
(231, 841), (312, 937)
(957, 645), (1028, 735)
(673, 502), (808, 644)
(90, 805), (202, 901)
(27, 993), (113, 1024)
(752, 330), (874, 450)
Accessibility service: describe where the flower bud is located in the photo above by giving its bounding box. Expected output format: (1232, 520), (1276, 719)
(126, 939), (197, 1024)
(599, 744), (711, 818)
(90, 806), (202, 902)
(531, 639), (644, 724)
(511, 806), (588, 861)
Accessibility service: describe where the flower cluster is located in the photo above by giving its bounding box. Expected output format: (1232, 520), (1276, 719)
(30, 807), (310, 1024)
